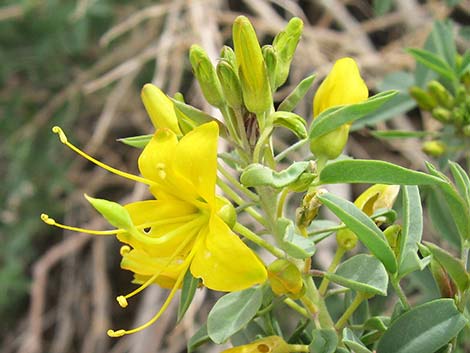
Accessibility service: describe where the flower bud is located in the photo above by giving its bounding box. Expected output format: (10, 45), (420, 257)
(336, 229), (358, 251)
(141, 84), (182, 134)
(431, 107), (452, 123)
(220, 45), (237, 67)
(216, 196), (237, 229)
(267, 259), (304, 298)
(217, 59), (244, 109)
(409, 86), (437, 111)
(427, 80), (454, 109)
(221, 336), (290, 353)
(383, 224), (401, 257)
(189, 44), (225, 108)
(262, 45), (278, 92)
(430, 258), (457, 298)
(310, 124), (350, 161)
(422, 140), (446, 157)
(233, 16), (272, 114)
(296, 189), (326, 229)
(272, 17), (303, 89)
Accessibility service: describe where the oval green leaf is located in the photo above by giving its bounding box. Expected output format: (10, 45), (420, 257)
(343, 328), (373, 353)
(377, 299), (467, 353)
(278, 73), (316, 112)
(207, 287), (263, 343)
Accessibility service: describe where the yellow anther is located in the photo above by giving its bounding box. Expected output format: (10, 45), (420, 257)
(120, 245), (131, 256)
(52, 126), (68, 144)
(40, 213), (55, 225)
(116, 296), (128, 308)
(107, 329), (126, 337)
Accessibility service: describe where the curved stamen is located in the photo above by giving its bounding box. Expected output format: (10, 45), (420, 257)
(41, 213), (122, 236)
(52, 126), (156, 186)
(107, 235), (203, 337)
(116, 225), (200, 308)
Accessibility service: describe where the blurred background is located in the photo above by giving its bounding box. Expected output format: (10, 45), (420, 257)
(1, 1), (469, 352)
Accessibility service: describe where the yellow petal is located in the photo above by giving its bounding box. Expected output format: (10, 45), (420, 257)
(173, 122), (219, 205)
(354, 184), (400, 216)
(313, 57), (368, 117)
(190, 215), (267, 292)
(141, 84), (182, 134)
(221, 336), (290, 353)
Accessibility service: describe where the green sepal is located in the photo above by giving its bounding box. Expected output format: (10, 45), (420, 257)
(271, 111), (307, 139)
(276, 218), (316, 259)
(177, 270), (200, 323)
(187, 324), (210, 352)
(84, 194), (133, 230)
(240, 161), (310, 189)
(117, 134), (153, 149)
(325, 254), (388, 296)
(278, 73), (317, 112)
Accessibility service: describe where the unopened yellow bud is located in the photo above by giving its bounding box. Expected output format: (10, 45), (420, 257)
(221, 336), (290, 353)
(216, 196), (237, 229)
(422, 140), (446, 157)
(409, 86), (436, 111)
(233, 16), (272, 114)
(427, 80), (454, 109)
(431, 107), (452, 123)
(217, 59), (244, 109)
(267, 259), (304, 298)
(336, 229), (358, 251)
(141, 84), (182, 134)
(189, 45), (225, 108)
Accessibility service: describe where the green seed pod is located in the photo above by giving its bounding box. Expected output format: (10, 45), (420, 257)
(267, 259), (304, 298)
(336, 228), (358, 251)
(189, 44), (225, 108)
(216, 59), (244, 109)
(427, 80), (454, 109)
(409, 86), (437, 111)
(422, 140), (446, 157)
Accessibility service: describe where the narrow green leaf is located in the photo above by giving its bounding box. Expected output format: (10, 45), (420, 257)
(271, 111), (307, 139)
(84, 195), (133, 230)
(188, 324), (210, 352)
(177, 271), (200, 323)
(278, 73), (316, 112)
(207, 287), (263, 343)
(319, 160), (445, 186)
(318, 193), (397, 273)
(424, 242), (470, 292)
(431, 20), (457, 69)
(370, 130), (434, 139)
(276, 218), (316, 259)
(309, 329), (338, 353)
(397, 186), (424, 278)
(343, 328), (373, 353)
(117, 134), (153, 148)
(325, 254), (389, 295)
(406, 48), (456, 81)
(449, 161), (470, 206)
(241, 162), (310, 188)
(309, 90), (398, 139)
(377, 299), (467, 353)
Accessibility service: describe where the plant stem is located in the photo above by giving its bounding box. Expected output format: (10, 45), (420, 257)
(217, 164), (259, 202)
(390, 276), (410, 310)
(309, 224), (345, 236)
(276, 188), (289, 218)
(253, 126), (273, 163)
(319, 247), (346, 296)
(302, 276), (335, 329)
(287, 344), (310, 352)
(274, 138), (308, 162)
(335, 293), (366, 330)
(283, 298), (310, 319)
(233, 222), (285, 258)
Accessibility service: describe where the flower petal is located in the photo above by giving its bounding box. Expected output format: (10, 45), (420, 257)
(190, 215), (267, 292)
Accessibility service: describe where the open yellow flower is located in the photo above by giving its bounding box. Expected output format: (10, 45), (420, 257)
(42, 121), (267, 337)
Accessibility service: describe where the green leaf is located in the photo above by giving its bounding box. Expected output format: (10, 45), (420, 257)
(343, 328), (373, 353)
(276, 218), (316, 259)
(117, 134), (153, 148)
(271, 111), (307, 139)
(177, 270), (199, 323)
(325, 254), (389, 295)
(364, 316), (390, 332)
(423, 242), (470, 292)
(370, 130), (433, 139)
(207, 287), (263, 343)
(319, 159), (445, 186)
(188, 324), (210, 352)
(278, 73), (316, 112)
(397, 186), (425, 278)
(449, 161), (470, 206)
(241, 162), (310, 189)
(309, 90), (398, 139)
(318, 193), (397, 273)
(406, 48), (456, 82)
(309, 329), (338, 353)
(84, 195), (133, 230)
(377, 299), (467, 353)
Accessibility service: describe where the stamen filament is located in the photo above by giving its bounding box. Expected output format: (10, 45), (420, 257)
(41, 213), (122, 236)
(107, 236), (203, 337)
(136, 214), (199, 230)
(52, 126), (155, 186)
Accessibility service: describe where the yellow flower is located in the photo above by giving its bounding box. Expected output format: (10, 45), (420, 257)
(221, 336), (290, 353)
(42, 122), (267, 337)
(310, 58), (368, 161)
(141, 83), (182, 134)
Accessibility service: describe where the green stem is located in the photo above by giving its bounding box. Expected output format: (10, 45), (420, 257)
(390, 276), (410, 310)
(287, 344), (310, 352)
(335, 293), (367, 330)
(276, 188), (289, 218)
(274, 138), (308, 162)
(253, 126), (273, 163)
(233, 222), (285, 258)
(309, 224), (346, 236)
(302, 276), (335, 329)
(325, 288), (350, 298)
(217, 164), (259, 202)
(319, 247), (346, 296)
(461, 243), (469, 270)
(283, 298), (310, 319)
